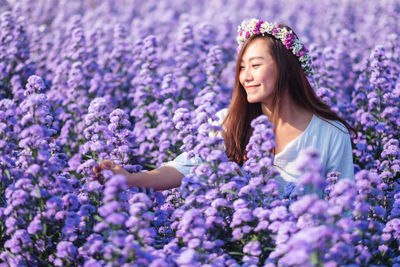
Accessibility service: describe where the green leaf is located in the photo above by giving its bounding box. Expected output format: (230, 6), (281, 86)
(228, 251), (245, 256)
(35, 187), (41, 198)
(223, 189), (237, 195)
(4, 169), (11, 180)
(42, 222), (47, 235)
(94, 215), (104, 222)
(263, 247), (275, 251)
(191, 188), (202, 196)
(32, 149), (38, 160)
(82, 154), (92, 160)
(310, 251), (319, 265)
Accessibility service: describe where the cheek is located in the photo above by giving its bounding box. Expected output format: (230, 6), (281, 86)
(261, 67), (277, 84)
(255, 70), (267, 84)
(238, 72), (245, 85)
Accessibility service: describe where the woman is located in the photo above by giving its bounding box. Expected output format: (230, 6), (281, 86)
(94, 19), (356, 191)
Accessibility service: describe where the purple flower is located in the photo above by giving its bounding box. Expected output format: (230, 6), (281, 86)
(25, 75), (45, 96)
(98, 201), (121, 217)
(27, 219), (43, 234)
(56, 241), (77, 259)
(176, 249), (198, 265)
(105, 212), (127, 225)
(5, 229), (32, 253)
(243, 241), (262, 256)
(289, 194), (319, 217)
(270, 206), (289, 221)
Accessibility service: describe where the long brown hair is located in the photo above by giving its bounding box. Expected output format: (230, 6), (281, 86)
(222, 24), (357, 166)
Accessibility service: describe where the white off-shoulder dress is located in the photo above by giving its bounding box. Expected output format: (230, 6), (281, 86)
(163, 108), (354, 185)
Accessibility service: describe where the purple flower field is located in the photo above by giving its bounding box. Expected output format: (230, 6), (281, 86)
(0, 0), (399, 266)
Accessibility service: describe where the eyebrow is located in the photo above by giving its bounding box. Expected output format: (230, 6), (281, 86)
(240, 56), (265, 62)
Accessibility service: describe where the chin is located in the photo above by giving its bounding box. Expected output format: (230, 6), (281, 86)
(247, 96), (263, 103)
(247, 94), (272, 105)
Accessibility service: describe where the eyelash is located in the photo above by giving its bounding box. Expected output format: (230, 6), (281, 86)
(240, 64), (261, 69)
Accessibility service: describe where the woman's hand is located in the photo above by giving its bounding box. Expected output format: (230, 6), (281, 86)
(93, 160), (130, 181)
(93, 160), (184, 190)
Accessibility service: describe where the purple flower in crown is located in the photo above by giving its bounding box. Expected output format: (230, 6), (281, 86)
(297, 50), (305, 57)
(253, 20), (263, 35)
(284, 33), (296, 49)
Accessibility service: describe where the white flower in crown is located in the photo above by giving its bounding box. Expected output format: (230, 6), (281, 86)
(291, 40), (303, 55)
(236, 34), (245, 44)
(275, 27), (290, 41)
(260, 22), (274, 34)
(247, 19), (258, 28)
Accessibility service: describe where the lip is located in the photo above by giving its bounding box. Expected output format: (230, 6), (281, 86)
(245, 85), (259, 89)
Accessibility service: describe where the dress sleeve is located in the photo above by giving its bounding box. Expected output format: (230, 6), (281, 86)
(325, 129), (354, 180)
(162, 152), (203, 176)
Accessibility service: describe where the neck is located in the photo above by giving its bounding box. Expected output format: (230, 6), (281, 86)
(261, 91), (311, 127)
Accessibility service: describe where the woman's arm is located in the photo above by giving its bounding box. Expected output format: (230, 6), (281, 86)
(94, 160), (184, 190)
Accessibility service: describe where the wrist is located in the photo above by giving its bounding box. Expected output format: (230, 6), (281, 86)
(126, 172), (140, 188)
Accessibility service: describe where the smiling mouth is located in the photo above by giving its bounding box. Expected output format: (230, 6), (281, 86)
(245, 85), (259, 89)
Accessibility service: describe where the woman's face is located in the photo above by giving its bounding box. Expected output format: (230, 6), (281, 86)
(239, 38), (278, 106)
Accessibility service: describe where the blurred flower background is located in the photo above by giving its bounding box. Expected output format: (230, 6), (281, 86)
(0, 0), (399, 266)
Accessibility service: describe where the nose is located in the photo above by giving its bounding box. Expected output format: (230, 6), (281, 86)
(241, 67), (253, 84)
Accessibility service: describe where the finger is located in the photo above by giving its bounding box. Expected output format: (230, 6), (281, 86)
(104, 160), (116, 169)
(99, 160), (108, 169)
(98, 162), (108, 170)
(93, 166), (101, 173)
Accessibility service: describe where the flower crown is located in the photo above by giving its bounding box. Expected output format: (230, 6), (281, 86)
(237, 18), (314, 76)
